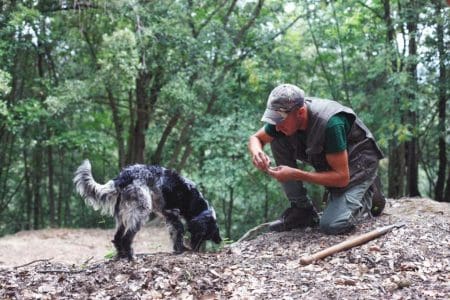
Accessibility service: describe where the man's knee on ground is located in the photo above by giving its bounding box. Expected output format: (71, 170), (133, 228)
(319, 217), (354, 235)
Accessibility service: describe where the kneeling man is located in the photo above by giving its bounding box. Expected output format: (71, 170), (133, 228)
(248, 84), (386, 234)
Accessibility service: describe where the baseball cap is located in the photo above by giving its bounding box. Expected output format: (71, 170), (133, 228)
(261, 84), (305, 125)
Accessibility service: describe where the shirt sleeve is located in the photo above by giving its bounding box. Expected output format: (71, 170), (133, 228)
(264, 123), (284, 138)
(325, 114), (351, 153)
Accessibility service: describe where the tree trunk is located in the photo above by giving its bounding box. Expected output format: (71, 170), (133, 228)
(384, 0), (406, 198)
(264, 183), (269, 222)
(169, 117), (195, 169)
(178, 144), (193, 172)
(330, 0), (350, 105)
(405, 0), (420, 197)
(47, 131), (55, 227)
(434, 0), (447, 202)
(127, 71), (151, 164)
(32, 145), (42, 229)
(444, 166), (450, 202)
(306, 9), (338, 100)
(226, 185), (234, 239)
(23, 148), (32, 230)
(57, 148), (65, 227)
(107, 89), (125, 168)
(152, 111), (181, 164)
(0, 132), (14, 212)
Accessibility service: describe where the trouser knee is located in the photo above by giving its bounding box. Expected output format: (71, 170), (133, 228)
(319, 217), (354, 235)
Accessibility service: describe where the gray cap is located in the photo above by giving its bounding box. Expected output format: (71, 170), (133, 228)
(261, 84), (305, 125)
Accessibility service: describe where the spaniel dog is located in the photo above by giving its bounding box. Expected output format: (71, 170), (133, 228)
(73, 160), (221, 260)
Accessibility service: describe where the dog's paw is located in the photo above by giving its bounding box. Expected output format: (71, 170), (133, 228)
(173, 244), (189, 254)
(164, 208), (181, 219)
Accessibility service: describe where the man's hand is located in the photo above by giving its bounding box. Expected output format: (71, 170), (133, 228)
(252, 150), (271, 171)
(248, 128), (274, 172)
(266, 165), (299, 182)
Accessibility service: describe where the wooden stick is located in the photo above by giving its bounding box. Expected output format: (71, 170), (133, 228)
(14, 258), (53, 269)
(236, 222), (271, 243)
(300, 223), (405, 265)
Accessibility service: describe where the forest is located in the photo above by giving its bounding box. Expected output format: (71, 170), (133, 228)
(0, 0), (449, 241)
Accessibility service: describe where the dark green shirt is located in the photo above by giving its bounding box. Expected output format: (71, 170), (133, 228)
(264, 113), (352, 154)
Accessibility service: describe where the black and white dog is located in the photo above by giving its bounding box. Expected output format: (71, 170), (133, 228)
(73, 160), (221, 260)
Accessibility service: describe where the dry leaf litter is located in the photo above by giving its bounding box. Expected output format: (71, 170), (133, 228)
(0, 198), (449, 299)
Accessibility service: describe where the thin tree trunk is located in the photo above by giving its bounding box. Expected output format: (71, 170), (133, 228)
(434, 0), (447, 202)
(47, 130), (55, 227)
(32, 145), (42, 229)
(306, 10), (338, 100)
(444, 165), (450, 202)
(264, 183), (269, 222)
(23, 148), (32, 230)
(0, 132), (14, 211)
(57, 148), (65, 227)
(107, 89), (125, 168)
(152, 111), (181, 164)
(226, 186), (234, 239)
(384, 0), (406, 198)
(405, 0), (420, 197)
(178, 144), (193, 172)
(330, 0), (351, 105)
(169, 117), (195, 169)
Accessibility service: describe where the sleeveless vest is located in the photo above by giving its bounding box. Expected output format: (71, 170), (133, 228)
(296, 97), (384, 190)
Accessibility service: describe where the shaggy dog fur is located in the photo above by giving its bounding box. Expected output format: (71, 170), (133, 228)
(73, 160), (221, 260)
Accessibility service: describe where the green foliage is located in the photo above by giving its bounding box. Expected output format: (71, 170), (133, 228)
(98, 28), (138, 90)
(104, 249), (117, 260)
(0, 69), (11, 97)
(0, 0), (449, 238)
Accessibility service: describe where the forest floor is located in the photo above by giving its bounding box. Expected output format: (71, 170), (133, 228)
(0, 198), (449, 299)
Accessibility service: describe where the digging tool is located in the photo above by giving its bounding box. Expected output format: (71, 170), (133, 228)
(299, 223), (406, 265)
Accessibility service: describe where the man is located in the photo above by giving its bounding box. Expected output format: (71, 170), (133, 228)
(248, 84), (386, 234)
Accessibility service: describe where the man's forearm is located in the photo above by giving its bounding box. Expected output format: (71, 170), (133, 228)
(268, 165), (350, 188)
(294, 169), (349, 188)
(248, 135), (264, 155)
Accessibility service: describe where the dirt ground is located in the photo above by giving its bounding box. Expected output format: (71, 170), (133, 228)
(0, 198), (449, 299)
(0, 223), (172, 268)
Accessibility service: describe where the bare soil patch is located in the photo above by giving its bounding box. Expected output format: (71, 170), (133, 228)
(0, 224), (172, 268)
(0, 198), (449, 299)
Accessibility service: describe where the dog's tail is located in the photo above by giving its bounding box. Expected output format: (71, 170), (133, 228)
(73, 159), (118, 216)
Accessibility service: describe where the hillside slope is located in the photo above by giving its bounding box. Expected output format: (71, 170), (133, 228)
(0, 198), (449, 299)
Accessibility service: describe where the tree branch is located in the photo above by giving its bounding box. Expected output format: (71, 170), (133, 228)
(355, 1), (383, 19)
(233, 0), (264, 46)
(40, 1), (98, 13)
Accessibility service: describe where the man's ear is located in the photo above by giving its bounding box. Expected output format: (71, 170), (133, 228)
(296, 105), (306, 117)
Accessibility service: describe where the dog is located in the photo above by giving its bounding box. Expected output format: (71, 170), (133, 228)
(73, 160), (221, 260)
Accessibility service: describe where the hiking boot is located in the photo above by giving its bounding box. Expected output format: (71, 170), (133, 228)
(370, 176), (386, 217)
(269, 205), (319, 232)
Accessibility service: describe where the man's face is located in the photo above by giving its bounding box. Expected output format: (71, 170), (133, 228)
(275, 106), (305, 135)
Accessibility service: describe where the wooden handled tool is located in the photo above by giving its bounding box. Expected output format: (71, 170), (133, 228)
(300, 223), (405, 265)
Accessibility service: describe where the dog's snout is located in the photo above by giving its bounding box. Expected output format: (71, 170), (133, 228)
(213, 236), (222, 244)
(211, 230), (222, 244)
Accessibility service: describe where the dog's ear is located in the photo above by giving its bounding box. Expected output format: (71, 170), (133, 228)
(188, 210), (222, 249)
(206, 211), (222, 244)
(187, 216), (205, 234)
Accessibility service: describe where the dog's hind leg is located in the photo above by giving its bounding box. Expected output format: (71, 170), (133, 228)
(121, 225), (141, 261)
(116, 182), (151, 260)
(113, 216), (145, 261)
(112, 223), (127, 259)
(164, 209), (187, 254)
